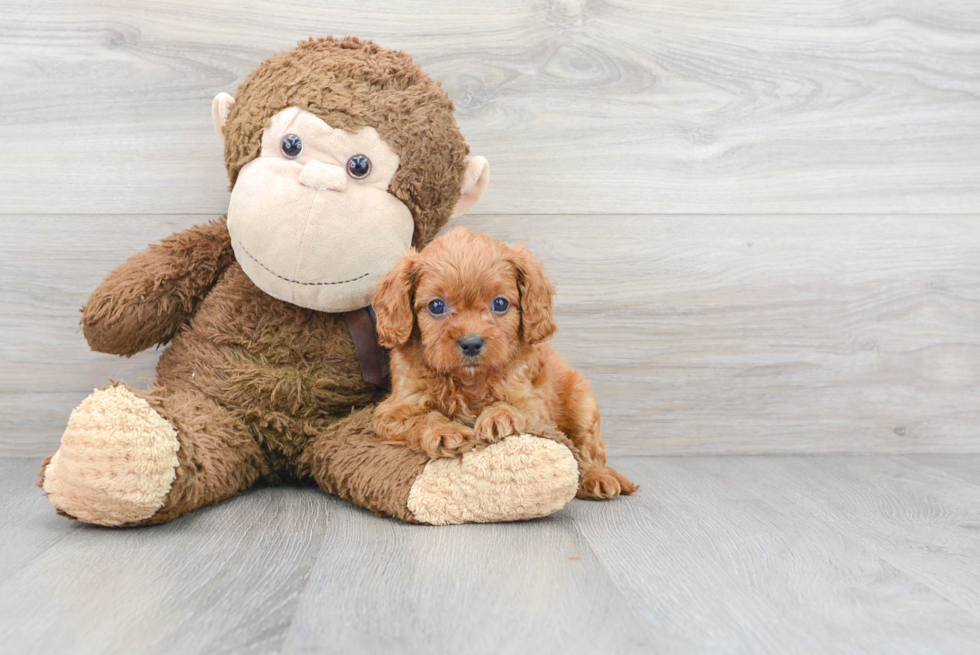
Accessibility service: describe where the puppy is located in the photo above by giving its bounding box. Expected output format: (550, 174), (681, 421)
(372, 227), (636, 500)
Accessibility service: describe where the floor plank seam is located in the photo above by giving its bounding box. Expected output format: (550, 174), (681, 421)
(567, 515), (665, 648)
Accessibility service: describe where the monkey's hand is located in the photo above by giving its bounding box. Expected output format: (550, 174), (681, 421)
(81, 218), (234, 356)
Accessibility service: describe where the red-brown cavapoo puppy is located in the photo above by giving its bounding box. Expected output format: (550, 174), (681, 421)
(372, 227), (636, 500)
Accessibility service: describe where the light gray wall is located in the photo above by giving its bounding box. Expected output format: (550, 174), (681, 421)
(2, 0), (978, 456)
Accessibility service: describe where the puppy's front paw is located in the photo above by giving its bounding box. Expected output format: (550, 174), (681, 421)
(474, 404), (528, 445)
(420, 423), (479, 459)
(577, 466), (639, 500)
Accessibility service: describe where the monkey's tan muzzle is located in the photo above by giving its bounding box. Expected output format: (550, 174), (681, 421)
(298, 160), (347, 192)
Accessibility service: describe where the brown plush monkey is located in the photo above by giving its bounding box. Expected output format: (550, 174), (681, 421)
(38, 37), (580, 526)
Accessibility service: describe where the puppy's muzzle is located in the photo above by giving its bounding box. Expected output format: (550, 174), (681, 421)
(458, 335), (485, 358)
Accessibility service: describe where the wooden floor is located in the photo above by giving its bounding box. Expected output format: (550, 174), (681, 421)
(3, 454), (980, 654)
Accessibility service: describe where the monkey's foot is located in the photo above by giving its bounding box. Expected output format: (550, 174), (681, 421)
(40, 386), (180, 526)
(406, 435), (579, 525)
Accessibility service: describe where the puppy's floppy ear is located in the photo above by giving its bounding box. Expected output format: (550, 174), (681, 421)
(373, 252), (419, 348)
(507, 244), (557, 344)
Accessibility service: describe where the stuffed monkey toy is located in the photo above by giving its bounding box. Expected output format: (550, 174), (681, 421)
(39, 37), (580, 526)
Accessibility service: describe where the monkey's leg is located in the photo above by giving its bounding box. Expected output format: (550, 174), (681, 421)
(40, 383), (265, 527)
(298, 406), (580, 525)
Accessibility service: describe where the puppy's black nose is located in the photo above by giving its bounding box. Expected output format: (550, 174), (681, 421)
(458, 335), (485, 357)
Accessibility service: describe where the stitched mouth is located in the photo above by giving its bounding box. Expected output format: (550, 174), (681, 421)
(237, 241), (369, 287)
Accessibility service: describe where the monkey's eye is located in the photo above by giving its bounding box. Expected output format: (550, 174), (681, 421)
(281, 134), (303, 159)
(347, 154), (372, 179)
(491, 297), (510, 314)
(427, 299), (447, 317)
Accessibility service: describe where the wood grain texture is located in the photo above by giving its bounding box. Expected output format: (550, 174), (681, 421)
(5, 455), (980, 653)
(568, 456), (980, 653)
(0, 458), (80, 581)
(907, 453), (980, 488)
(1, 0), (979, 215)
(696, 454), (980, 619)
(0, 478), (333, 655)
(3, 214), (978, 456)
(280, 499), (656, 653)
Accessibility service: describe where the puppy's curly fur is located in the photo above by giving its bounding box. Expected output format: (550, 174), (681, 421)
(373, 228), (637, 500)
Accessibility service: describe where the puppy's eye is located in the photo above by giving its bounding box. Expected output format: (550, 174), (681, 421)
(347, 154), (372, 179)
(281, 134), (303, 159)
(491, 297), (510, 314)
(427, 299), (447, 316)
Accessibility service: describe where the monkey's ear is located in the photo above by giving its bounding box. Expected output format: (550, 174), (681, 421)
(211, 92), (236, 139)
(508, 244), (557, 344)
(450, 156), (490, 219)
(373, 253), (419, 348)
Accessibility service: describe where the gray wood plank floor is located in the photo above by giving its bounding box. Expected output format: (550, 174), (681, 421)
(3, 455), (980, 654)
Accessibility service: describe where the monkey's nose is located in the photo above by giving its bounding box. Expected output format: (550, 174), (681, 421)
(458, 335), (486, 358)
(298, 160), (347, 192)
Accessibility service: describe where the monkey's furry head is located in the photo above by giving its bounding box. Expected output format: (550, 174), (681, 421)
(222, 37), (470, 247)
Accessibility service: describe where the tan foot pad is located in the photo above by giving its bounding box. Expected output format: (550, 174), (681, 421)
(407, 435), (579, 525)
(42, 386), (180, 526)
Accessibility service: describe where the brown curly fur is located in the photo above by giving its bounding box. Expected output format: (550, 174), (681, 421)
(42, 38), (506, 524)
(373, 228), (638, 500)
(81, 219), (236, 357)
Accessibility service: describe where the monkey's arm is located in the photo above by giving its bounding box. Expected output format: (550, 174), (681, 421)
(81, 218), (235, 356)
